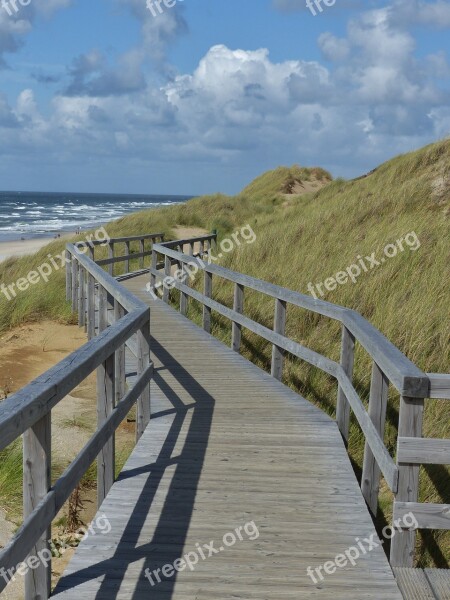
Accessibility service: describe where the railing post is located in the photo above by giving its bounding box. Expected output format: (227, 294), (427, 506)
(88, 243), (94, 261)
(150, 247), (157, 291)
(390, 396), (424, 566)
(361, 361), (389, 515)
(232, 283), (244, 353)
(96, 285), (115, 508)
(87, 273), (96, 340)
(271, 299), (287, 380)
(71, 256), (78, 311)
(163, 255), (171, 303)
(66, 249), (72, 302)
(114, 300), (126, 406)
(139, 238), (145, 269)
(180, 245), (188, 316)
(203, 270), (212, 333)
(336, 325), (356, 442)
(136, 314), (151, 441)
(125, 241), (130, 274)
(108, 241), (114, 276)
(23, 414), (51, 600)
(78, 265), (85, 328)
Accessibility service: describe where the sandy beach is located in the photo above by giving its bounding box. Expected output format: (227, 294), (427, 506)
(0, 236), (70, 263)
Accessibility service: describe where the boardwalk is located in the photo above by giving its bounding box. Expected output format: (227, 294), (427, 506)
(52, 274), (403, 599)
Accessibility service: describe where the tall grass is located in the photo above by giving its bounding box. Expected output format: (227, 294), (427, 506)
(0, 143), (448, 564)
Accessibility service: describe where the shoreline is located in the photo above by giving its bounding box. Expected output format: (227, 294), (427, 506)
(0, 235), (71, 263)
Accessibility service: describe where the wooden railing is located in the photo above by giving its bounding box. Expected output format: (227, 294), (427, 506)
(150, 238), (450, 568)
(0, 235), (158, 600)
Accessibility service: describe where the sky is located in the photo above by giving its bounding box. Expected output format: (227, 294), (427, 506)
(0, 0), (449, 195)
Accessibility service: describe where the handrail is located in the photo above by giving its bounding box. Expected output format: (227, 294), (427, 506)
(150, 237), (449, 569)
(152, 243), (428, 397)
(0, 234), (158, 600)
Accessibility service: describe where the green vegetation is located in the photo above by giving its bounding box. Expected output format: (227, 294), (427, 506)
(0, 142), (448, 565)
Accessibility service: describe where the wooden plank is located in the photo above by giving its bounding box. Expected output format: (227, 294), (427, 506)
(425, 568), (450, 599)
(271, 298), (286, 381)
(336, 370), (398, 493)
(336, 325), (355, 442)
(125, 241), (131, 273)
(343, 311), (428, 398)
(394, 502), (450, 530)
(139, 239), (145, 269)
(78, 265), (85, 327)
(108, 242), (114, 276)
(203, 270), (212, 334)
(390, 396), (424, 567)
(427, 373), (450, 399)
(71, 256), (78, 311)
(232, 283), (244, 353)
(52, 294), (403, 600)
(87, 273), (96, 340)
(398, 437), (450, 465)
(393, 568), (436, 599)
(23, 414), (51, 600)
(97, 285), (115, 508)
(136, 318), (151, 441)
(163, 255), (171, 304)
(65, 249), (72, 302)
(96, 250), (153, 267)
(361, 361), (389, 515)
(114, 300), (126, 405)
(0, 365), (153, 588)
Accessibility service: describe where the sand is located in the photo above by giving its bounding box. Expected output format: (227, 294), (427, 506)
(0, 321), (136, 597)
(0, 237), (71, 263)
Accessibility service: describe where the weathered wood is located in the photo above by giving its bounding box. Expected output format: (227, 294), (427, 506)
(0, 364), (153, 593)
(87, 273), (96, 340)
(163, 255), (171, 304)
(96, 250), (153, 267)
(139, 239), (145, 269)
(125, 241), (130, 273)
(336, 325), (355, 442)
(136, 317), (151, 441)
(108, 242), (114, 276)
(51, 291), (403, 600)
(150, 249), (158, 291)
(114, 300), (126, 406)
(96, 285), (115, 508)
(343, 311), (428, 398)
(71, 256), (78, 311)
(427, 373), (450, 399)
(180, 246), (188, 317)
(203, 270), (213, 334)
(23, 414), (51, 600)
(397, 437), (450, 465)
(232, 283), (244, 353)
(361, 361), (389, 515)
(390, 396), (424, 567)
(394, 502), (450, 530)
(337, 369), (398, 493)
(65, 249), (72, 302)
(271, 298), (287, 380)
(78, 265), (85, 328)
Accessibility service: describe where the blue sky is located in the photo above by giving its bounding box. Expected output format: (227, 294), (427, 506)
(0, 0), (449, 194)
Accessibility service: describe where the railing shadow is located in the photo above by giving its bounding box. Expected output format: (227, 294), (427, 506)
(54, 337), (215, 599)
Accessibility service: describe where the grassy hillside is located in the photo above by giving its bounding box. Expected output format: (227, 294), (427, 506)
(0, 142), (449, 565)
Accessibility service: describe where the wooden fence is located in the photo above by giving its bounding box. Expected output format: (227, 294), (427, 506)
(150, 237), (450, 568)
(0, 234), (160, 600)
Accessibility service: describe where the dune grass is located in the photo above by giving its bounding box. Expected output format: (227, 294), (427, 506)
(0, 143), (448, 565)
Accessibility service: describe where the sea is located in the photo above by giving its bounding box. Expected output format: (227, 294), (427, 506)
(0, 191), (191, 242)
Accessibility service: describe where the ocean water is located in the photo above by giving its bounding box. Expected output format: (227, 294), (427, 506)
(0, 191), (191, 242)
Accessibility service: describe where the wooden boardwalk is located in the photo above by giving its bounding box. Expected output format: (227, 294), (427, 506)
(52, 274), (404, 599)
